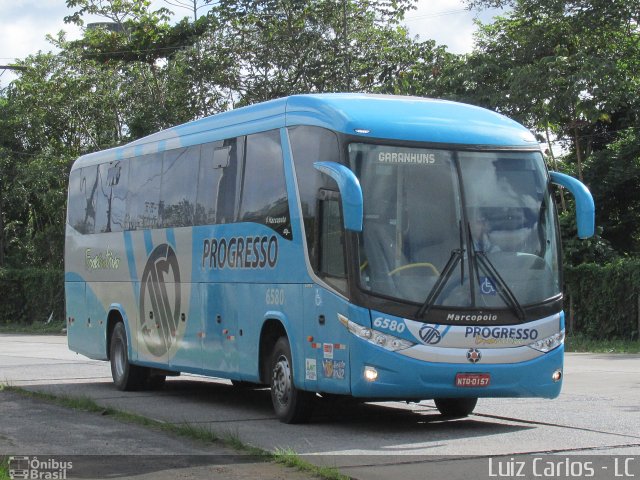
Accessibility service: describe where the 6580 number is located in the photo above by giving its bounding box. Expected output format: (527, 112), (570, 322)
(266, 288), (285, 305)
(372, 317), (406, 333)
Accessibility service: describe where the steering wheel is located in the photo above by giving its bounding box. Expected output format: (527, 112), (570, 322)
(388, 262), (440, 277)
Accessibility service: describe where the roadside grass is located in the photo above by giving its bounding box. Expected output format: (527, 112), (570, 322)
(0, 457), (9, 480)
(0, 385), (349, 480)
(273, 448), (348, 480)
(0, 321), (66, 335)
(565, 334), (640, 353)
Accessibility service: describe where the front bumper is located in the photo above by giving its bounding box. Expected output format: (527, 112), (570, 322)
(350, 339), (563, 400)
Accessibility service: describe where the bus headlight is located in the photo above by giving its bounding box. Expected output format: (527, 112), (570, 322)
(364, 366), (378, 381)
(529, 330), (565, 353)
(338, 314), (415, 352)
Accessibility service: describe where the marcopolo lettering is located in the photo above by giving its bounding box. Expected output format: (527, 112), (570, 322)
(202, 235), (278, 270)
(377, 152), (436, 165)
(446, 313), (498, 322)
(464, 326), (539, 341)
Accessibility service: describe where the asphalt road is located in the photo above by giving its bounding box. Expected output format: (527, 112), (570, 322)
(1, 334), (639, 479)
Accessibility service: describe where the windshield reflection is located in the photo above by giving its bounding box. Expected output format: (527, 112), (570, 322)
(349, 144), (561, 313)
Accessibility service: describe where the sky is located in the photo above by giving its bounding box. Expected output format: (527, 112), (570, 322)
(0, 0), (504, 88)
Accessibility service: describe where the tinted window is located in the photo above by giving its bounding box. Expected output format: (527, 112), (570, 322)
(215, 137), (243, 224)
(288, 126), (340, 259)
(67, 168), (86, 233)
(94, 164), (109, 233)
(94, 160), (129, 233)
(318, 191), (347, 292)
(195, 142), (225, 225)
(127, 154), (162, 230)
(239, 130), (291, 239)
(160, 146), (199, 228)
(72, 165), (99, 234)
(107, 160), (129, 232)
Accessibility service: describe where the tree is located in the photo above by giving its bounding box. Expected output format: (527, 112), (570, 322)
(1, 74), (72, 267)
(209, 0), (434, 104)
(458, 0), (640, 181)
(583, 128), (640, 254)
(64, 0), (236, 124)
(456, 0), (640, 255)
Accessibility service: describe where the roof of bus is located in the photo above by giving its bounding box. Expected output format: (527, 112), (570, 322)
(72, 93), (538, 169)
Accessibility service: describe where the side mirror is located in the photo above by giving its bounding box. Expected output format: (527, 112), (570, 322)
(550, 171), (595, 239)
(313, 162), (363, 232)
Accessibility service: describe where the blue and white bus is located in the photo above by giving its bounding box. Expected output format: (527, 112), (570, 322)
(65, 94), (594, 423)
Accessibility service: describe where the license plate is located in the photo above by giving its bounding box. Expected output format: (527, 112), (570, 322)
(455, 373), (491, 387)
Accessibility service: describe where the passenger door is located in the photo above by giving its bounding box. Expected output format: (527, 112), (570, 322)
(304, 190), (351, 394)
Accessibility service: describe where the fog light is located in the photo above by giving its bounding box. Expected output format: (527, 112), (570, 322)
(552, 369), (562, 382)
(364, 366), (378, 382)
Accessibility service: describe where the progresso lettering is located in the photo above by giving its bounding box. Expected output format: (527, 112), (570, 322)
(202, 235), (278, 270)
(465, 326), (539, 341)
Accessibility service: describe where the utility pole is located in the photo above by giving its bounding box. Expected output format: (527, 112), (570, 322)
(342, 0), (350, 92)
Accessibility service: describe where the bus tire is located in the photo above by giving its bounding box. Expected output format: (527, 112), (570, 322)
(270, 336), (314, 424)
(110, 322), (147, 391)
(434, 397), (478, 417)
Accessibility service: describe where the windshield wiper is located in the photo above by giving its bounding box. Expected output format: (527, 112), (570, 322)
(474, 250), (526, 322)
(416, 249), (462, 318)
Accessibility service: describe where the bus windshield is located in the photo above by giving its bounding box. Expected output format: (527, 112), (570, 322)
(349, 143), (561, 313)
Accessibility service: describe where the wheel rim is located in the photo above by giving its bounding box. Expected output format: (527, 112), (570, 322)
(272, 354), (292, 407)
(113, 338), (126, 380)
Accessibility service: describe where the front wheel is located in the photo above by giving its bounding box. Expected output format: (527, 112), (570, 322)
(270, 337), (315, 424)
(434, 397), (478, 417)
(110, 322), (148, 391)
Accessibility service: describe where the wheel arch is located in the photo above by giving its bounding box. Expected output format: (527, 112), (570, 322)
(258, 312), (291, 384)
(106, 304), (134, 361)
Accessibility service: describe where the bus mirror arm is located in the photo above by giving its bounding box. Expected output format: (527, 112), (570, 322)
(313, 162), (364, 232)
(549, 171), (595, 239)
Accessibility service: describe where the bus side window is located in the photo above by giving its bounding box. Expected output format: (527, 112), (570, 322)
(239, 130), (291, 239)
(288, 126), (341, 266)
(216, 137), (243, 224)
(79, 165), (99, 234)
(127, 153), (162, 230)
(94, 160), (128, 233)
(196, 142), (223, 226)
(108, 160), (128, 232)
(160, 146), (199, 228)
(94, 164), (110, 234)
(67, 169), (85, 233)
(317, 189), (347, 293)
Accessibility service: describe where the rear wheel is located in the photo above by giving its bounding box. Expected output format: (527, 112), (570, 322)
(110, 322), (148, 391)
(270, 337), (315, 424)
(434, 397), (478, 417)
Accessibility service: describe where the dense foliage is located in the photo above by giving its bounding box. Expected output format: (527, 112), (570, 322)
(565, 260), (640, 340)
(0, 0), (639, 335)
(0, 269), (64, 324)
